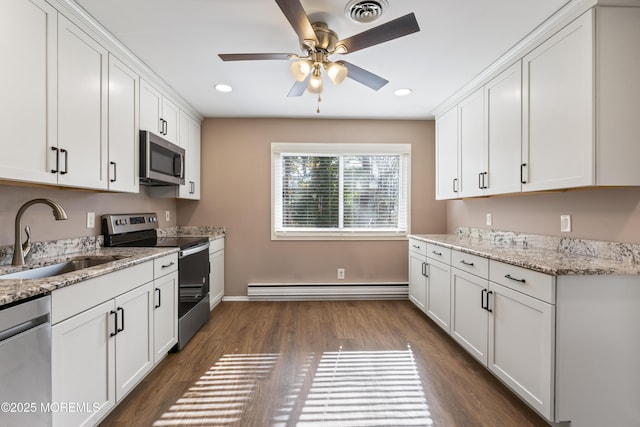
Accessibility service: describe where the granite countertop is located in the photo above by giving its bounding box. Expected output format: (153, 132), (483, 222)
(0, 225), (226, 307)
(410, 233), (640, 276)
(0, 246), (177, 306)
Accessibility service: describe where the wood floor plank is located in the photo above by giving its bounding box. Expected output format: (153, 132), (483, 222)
(100, 301), (549, 426)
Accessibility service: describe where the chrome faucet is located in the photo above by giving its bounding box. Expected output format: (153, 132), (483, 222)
(13, 198), (68, 266)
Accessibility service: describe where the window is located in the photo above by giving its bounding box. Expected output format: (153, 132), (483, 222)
(272, 143), (410, 239)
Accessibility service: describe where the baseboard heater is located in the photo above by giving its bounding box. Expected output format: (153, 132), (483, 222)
(247, 282), (408, 301)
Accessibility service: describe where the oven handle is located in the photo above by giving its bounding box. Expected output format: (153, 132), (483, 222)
(179, 242), (210, 258)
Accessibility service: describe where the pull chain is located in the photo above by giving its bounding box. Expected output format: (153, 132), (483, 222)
(316, 95), (322, 114)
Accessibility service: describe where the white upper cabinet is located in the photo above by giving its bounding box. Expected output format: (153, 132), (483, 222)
(435, 105), (459, 200)
(140, 79), (180, 145)
(458, 87), (486, 198)
(57, 14), (108, 190)
(436, 6), (640, 199)
(108, 54), (139, 193)
(177, 111), (201, 200)
(485, 61), (522, 196)
(0, 0), (57, 185)
(522, 10), (593, 191)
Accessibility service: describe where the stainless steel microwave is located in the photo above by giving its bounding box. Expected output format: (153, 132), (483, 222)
(139, 130), (185, 186)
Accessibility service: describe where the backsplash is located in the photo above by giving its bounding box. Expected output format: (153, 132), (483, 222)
(457, 227), (640, 264)
(0, 226), (225, 266)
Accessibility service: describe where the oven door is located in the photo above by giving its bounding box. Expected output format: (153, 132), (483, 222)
(178, 243), (210, 317)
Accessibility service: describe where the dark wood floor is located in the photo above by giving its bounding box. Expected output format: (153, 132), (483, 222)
(100, 300), (549, 427)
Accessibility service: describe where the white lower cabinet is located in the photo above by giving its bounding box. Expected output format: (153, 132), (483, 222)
(488, 281), (554, 420)
(425, 249), (451, 333)
(451, 267), (489, 363)
(113, 283), (154, 401)
(153, 253), (178, 363)
(209, 238), (225, 310)
(51, 259), (160, 426)
(410, 239), (556, 421)
(408, 239), (427, 312)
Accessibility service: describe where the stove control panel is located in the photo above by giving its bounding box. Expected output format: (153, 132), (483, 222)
(102, 213), (159, 235)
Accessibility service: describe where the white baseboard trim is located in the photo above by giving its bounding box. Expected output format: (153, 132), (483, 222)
(247, 282), (409, 301)
(222, 296), (250, 302)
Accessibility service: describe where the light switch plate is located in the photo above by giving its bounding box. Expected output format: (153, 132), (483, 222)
(86, 212), (95, 228)
(486, 213), (493, 226)
(560, 214), (572, 232)
(165, 210), (170, 222)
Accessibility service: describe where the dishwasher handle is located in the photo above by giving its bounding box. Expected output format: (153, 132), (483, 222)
(0, 314), (49, 342)
(179, 242), (210, 258)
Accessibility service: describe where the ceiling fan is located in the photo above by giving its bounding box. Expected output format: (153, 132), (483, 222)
(218, 0), (420, 110)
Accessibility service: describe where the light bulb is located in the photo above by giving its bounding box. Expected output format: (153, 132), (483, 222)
(325, 62), (348, 85)
(307, 66), (323, 94)
(290, 60), (312, 82)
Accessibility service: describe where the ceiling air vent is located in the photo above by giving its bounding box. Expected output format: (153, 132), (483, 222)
(345, 0), (388, 24)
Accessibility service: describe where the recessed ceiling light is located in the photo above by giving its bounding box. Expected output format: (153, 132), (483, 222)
(214, 84), (232, 93)
(394, 88), (412, 97)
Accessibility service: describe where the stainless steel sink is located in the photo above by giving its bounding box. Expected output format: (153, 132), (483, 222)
(0, 256), (124, 280)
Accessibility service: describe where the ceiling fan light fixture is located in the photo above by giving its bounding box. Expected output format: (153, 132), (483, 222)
(334, 44), (348, 54)
(290, 59), (313, 82)
(307, 66), (323, 94)
(325, 61), (348, 85)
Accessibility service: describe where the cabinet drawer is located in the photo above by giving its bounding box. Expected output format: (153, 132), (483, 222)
(489, 260), (555, 304)
(154, 253), (178, 278)
(452, 250), (489, 278)
(408, 238), (427, 256)
(427, 243), (451, 263)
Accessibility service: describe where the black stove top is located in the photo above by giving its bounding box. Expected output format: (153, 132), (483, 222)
(114, 235), (209, 250)
(101, 213), (208, 250)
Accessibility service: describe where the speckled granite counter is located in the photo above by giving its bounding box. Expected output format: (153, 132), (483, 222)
(158, 225), (225, 241)
(0, 246), (177, 306)
(410, 227), (640, 276)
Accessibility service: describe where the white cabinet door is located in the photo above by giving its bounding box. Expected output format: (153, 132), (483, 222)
(458, 87), (486, 197)
(425, 258), (451, 333)
(108, 54), (139, 193)
(450, 268), (489, 364)
(140, 79), (162, 135)
(522, 10), (594, 192)
(153, 270), (178, 363)
(0, 0), (57, 185)
(485, 61), (523, 195)
(209, 244), (225, 309)
(488, 282), (555, 420)
(52, 300), (116, 427)
(140, 78), (179, 144)
(114, 282), (154, 401)
(435, 105), (459, 200)
(162, 97), (180, 144)
(177, 111), (201, 199)
(408, 251), (427, 312)
(57, 14), (108, 190)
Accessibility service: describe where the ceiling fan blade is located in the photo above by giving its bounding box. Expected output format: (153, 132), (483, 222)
(219, 53), (293, 61)
(336, 13), (420, 54)
(341, 61), (389, 91)
(287, 79), (307, 97)
(274, 0), (318, 46)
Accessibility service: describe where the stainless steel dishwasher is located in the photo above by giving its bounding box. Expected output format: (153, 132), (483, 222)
(0, 295), (52, 427)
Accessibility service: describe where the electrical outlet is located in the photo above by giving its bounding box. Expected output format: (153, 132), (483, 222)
(560, 214), (572, 232)
(486, 213), (493, 226)
(86, 212), (95, 228)
(165, 210), (170, 222)
(337, 268), (345, 280)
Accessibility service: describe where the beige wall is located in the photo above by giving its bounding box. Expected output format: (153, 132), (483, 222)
(447, 187), (640, 243)
(178, 118), (446, 296)
(0, 183), (177, 246)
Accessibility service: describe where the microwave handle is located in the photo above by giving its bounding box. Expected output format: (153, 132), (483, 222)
(174, 153), (184, 178)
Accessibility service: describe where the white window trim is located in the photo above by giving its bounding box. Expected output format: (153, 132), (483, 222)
(271, 142), (411, 241)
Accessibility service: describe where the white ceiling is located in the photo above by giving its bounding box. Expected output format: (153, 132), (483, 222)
(74, 0), (571, 119)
